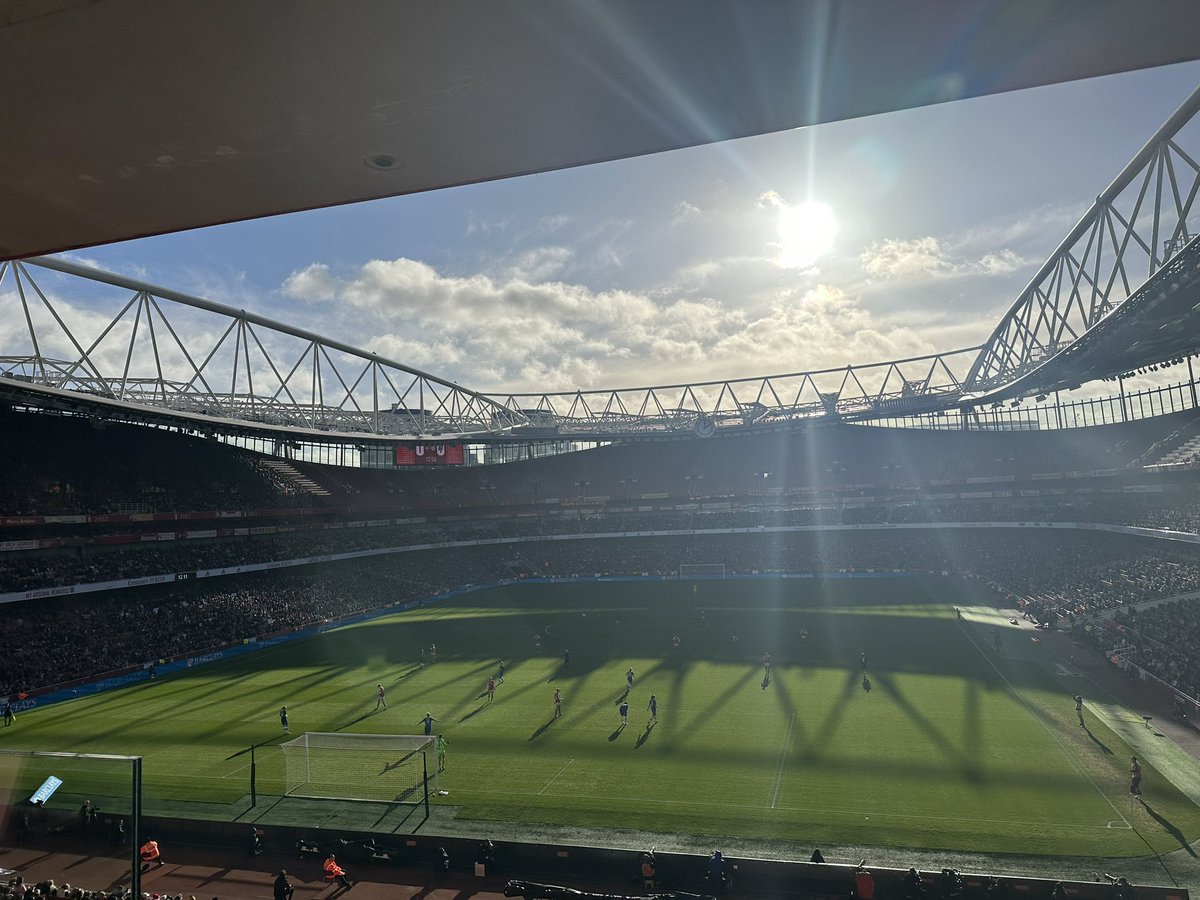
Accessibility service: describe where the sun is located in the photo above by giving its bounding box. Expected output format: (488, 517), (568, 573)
(777, 200), (837, 268)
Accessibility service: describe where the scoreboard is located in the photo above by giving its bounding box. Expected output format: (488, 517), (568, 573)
(394, 443), (464, 467)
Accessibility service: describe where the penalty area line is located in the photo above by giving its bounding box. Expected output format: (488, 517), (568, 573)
(537, 757), (575, 796)
(770, 713), (796, 809)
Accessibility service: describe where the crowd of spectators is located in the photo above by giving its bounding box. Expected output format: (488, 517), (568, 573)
(1128, 501), (1200, 533)
(0, 877), (139, 900)
(5, 529), (1200, 697)
(0, 411), (291, 515)
(10, 499), (1200, 594)
(1078, 599), (1200, 700)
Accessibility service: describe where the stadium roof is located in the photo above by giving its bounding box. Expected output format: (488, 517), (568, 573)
(4, 0), (1200, 261)
(968, 235), (1200, 404)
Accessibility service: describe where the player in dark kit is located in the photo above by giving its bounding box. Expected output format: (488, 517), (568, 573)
(619, 700), (629, 725)
(486, 675), (496, 703)
(647, 694), (658, 723)
(1074, 695), (1084, 727)
(498, 660), (506, 683)
(1129, 756), (1143, 799)
(279, 705), (289, 734)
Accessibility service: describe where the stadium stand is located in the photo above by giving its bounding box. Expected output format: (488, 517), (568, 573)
(4, 529), (1200, 699)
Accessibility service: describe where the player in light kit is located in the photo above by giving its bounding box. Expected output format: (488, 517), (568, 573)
(1075, 695), (1084, 727)
(375, 683), (387, 710)
(553, 688), (563, 718)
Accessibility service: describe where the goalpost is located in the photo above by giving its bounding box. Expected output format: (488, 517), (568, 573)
(280, 733), (437, 805)
(678, 563), (726, 580)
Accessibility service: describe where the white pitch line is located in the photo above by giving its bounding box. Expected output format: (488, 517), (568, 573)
(218, 744), (282, 779)
(449, 784), (1119, 829)
(770, 713), (796, 809)
(537, 757), (575, 796)
(920, 580), (1132, 829)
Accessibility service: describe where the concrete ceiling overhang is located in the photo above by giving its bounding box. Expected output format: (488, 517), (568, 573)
(5, 0), (1200, 261)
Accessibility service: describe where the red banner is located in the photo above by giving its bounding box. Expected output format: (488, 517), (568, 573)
(394, 443), (464, 466)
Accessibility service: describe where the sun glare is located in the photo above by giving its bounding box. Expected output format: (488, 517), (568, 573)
(777, 200), (837, 268)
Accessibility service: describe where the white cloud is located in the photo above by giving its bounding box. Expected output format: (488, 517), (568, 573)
(860, 237), (952, 280)
(671, 201), (701, 227)
(505, 246), (573, 282)
(860, 237), (1030, 282)
(977, 249), (1025, 276)
(282, 263), (338, 302)
(278, 255), (934, 393)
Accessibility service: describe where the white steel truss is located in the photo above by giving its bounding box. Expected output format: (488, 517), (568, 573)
(966, 84), (1200, 392)
(0, 257), (528, 439)
(0, 256), (984, 440)
(487, 347), (980, 435)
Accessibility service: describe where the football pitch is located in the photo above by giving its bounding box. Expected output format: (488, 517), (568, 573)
(4, 575), (1200, 859)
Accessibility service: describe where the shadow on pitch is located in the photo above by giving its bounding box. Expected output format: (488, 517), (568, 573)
(635, 721), (657, 748)
(337, 708), (386, 730)
(1083, 725), (1114, 755)
(609, 723), (626, 742)
(459, 703), (489, 723)
(873, 670), (982, 783)
(663, 664), (757, 751)
(529, 717), (560, 741)
(1142, 801), (1199, 857)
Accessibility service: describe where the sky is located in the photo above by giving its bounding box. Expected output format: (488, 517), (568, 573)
(30, 59), (1200, 397)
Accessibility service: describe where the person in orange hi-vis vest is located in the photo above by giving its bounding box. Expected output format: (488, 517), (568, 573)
(323, 854), (352, 890)
(140, 838), (164, 869)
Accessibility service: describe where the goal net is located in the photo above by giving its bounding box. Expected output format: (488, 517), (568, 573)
(679, 563), (726, 580)
(280, 733), (437, 804)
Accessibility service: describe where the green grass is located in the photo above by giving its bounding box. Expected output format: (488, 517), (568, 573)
(4, 575), (1199, 858)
